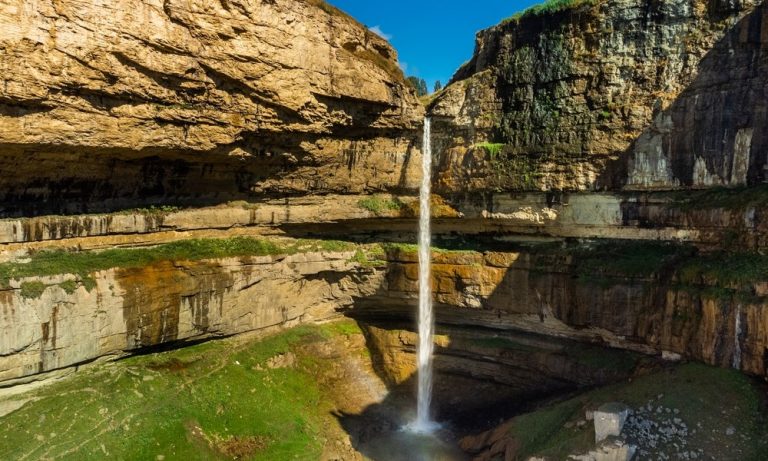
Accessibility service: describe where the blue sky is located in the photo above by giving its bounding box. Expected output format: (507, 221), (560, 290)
(326, 1), (540, 91)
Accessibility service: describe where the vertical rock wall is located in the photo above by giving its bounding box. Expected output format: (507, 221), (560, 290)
(429, 0), (767, 192)
(0, 252), (383, 384)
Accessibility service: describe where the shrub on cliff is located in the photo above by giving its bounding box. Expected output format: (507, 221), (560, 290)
(505, 0), (595, 22)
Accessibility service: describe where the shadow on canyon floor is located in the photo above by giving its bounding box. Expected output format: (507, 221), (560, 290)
(332, 372), (470, 461)
(333, 317), (651, 461)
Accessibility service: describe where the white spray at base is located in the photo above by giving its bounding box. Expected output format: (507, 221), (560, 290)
(413, 117), (437, 433)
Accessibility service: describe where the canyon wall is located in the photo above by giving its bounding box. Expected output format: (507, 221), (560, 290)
(358, 322), (643, 425)
(354, 247), (768, 377)
(2, 238), (767, 386)
(1, 0), (768, 391)
(429, 0), (768, 192)
(0, 0), (423, 216)
(0, 249), (382, 384)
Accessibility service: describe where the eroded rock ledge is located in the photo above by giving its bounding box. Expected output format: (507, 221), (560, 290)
(0, 243), (384, 385)
(354, 244), (768, 378)
(1, 236), (767, 386)
(0, 0), (423, 216)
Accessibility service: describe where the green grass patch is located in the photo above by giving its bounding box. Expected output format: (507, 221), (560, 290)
(474, 142), (506, 158)
(539, 240), (696, 279)
(81, 276), (97, 292)
(316, 318), (363, 338)
(0, 237), (361, 287)
(512, 399), (584, 458)
(505, 0), (596, 22)
(58, 279), (78, 294)
(380, 242), (481, 256)
(664, 184), (768, 211)
(357, 196), (404, 214)
(0, 320), (366, 461)
(314, 239), (356, 252)
(505, 363), (767, 459)
(531, 240), (768, 299)
(19, 281), (46, 299)
(348, 249), (387, 268)
(678, 251), (768, 288)
(565, 344), (640, 374)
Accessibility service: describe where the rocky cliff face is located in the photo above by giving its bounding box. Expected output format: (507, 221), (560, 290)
(0, 248), (383, 384)
(357, 322), (644, 428)
(354, 246), (768, 378)
(429, 0), (767, 192)
(1, 0), (767, 396)
(0, 0), (423, 216)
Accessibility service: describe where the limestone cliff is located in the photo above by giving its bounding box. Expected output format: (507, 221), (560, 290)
(0, 0), (423, 216)
(0, 248), (383, 384)
(354, 246), (768, 378)
(429, 0), (767, 192)
(2, 0), (768, 393)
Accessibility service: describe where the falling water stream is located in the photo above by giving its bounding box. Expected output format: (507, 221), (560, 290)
(353, 119), (476, 459)
(415, 117), (436, 432)
(733, 304), (742, 370)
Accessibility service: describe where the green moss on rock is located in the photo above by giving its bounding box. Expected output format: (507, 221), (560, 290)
(19, 281), (46, 299)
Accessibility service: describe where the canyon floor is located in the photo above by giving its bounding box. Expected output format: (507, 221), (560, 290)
(0, 319), (764, 460)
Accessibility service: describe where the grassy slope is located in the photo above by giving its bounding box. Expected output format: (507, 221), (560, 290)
(505, 363), (768, 459)
(0, 321), (364, 461)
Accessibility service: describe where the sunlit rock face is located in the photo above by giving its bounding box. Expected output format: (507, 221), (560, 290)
(0, 251), (384, 384)
(0, 0), (767, 396)
(429, 0), (768, 192)
(0, 0), (424, 216)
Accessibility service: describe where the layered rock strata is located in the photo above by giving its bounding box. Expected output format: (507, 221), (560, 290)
(0, 0), (423, 216)
(4, 188), (764, 253)
(354, 247), (768, 377)
(0, 250), (382, 384)
(429, 0), (767, 192)
(359, 322), (643, 427)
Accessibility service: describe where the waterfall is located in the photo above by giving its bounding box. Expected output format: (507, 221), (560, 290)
(733, 304), (742, 370)
(415, 117), (435, 432)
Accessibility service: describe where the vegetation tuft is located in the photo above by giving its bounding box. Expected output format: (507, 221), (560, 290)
(568, 240), (695, 279)
(664, 184), (768, 211)
(529, 239), (768, 301)
(357, 196), (404, 214)
(505, 0), (596, 23)
(58, 280), (79, 295)
(19, 281), (47, 299)
(475, 142), (506, 158)
(348, 249), (387, 268)
(678, 251), (768, 288)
